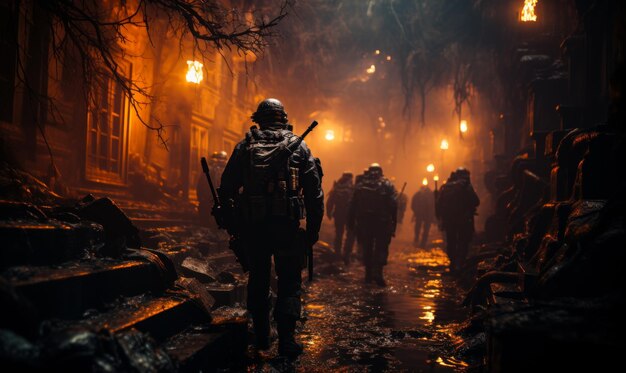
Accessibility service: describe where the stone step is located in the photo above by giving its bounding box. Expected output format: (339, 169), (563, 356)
(0, 219), (104, 268)
(162, 308), (248, 371)
(74, 293), (210, 343)
(205, 282), (247, 308)
(163, 328), (230, 372)
(3, 256), (170, 321)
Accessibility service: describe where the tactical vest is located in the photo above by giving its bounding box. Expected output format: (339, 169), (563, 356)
(241, 128), (305, 223)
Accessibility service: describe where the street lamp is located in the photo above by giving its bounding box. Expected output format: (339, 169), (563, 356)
(426, 163), (435, 173)
(440, 139), (448, 177)
(460, 120), (468, 134)
(186, 60), (203, 84)
(325, 130), (335, 141)
(440, 139), (449, 150)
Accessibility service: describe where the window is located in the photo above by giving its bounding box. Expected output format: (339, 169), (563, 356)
(86, 76), (128, 183)
(190, 124), (209, 196)
(0, 0), (17, 122)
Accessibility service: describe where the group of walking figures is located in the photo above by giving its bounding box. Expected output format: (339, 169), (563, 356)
(327, 163), (480, 280)
(200, 98), (480, 357)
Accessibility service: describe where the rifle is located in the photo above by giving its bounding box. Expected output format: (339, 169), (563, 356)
(269, 120), (318, 282)
(201, 157), (249, 272)
(263, 120), (319, 179)
(400, 181), (407, 195)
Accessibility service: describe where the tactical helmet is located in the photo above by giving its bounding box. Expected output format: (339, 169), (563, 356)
(368, 163), (383, 177)
(455, 167), (470, 180)
(211, 150), (228, 160)
(341, 171), (354, 179)
(251, 98), (288, 126)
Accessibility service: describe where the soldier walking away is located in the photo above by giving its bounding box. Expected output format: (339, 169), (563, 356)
(411, 184), (435, 248)
(197, 151), (228, 226)
(436, 168), (479, 272)
(347, 163), (398, 286)
(216, 98), (324, 358)
(326, 172), (356, 264)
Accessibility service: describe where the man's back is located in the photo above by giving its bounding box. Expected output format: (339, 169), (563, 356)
(412, 186), (434, 221)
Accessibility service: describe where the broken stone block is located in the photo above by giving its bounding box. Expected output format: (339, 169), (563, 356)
(180, 257), (218, 283)
(75, 197), (141, 257)
(176, 277), (216, 315)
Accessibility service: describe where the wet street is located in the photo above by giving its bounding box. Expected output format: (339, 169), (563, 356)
(245, 227), (471, 372)
(299, 238), (468, 372)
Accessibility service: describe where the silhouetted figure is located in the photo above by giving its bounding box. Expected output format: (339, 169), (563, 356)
(411, 185), (434, 248)
(217, 98), (324, 357)
(326, 172), (356, 264)
(348, 163), (397, 286)
(436, 168), (479, 271)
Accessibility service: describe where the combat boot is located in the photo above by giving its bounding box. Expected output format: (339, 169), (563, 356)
(277, 319), (303, 358)
(373, 266), (386, 287)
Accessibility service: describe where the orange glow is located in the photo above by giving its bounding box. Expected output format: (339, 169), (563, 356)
(520, 0), (538, 22)
(422, 177), (428, 186)
(366, 64), (376, 74)
(386, 55), (392, 61)
(440, 139), (449, 150)
(324, 130), (335, 141)
(433, 174), (439, 181)
(185, 60), (203, 83)
(426, 163), (435, 173)
(459, 120), (468, 133)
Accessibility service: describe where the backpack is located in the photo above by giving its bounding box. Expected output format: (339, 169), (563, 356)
(242, 128), (305, 222)
(354, 178), (392, 219)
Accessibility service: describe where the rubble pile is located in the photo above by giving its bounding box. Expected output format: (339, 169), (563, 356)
(0, 168), (249, 372)
(460, 125), (625, 371)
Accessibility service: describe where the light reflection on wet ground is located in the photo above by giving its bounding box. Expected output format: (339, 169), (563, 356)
(295, 239), (469, 372)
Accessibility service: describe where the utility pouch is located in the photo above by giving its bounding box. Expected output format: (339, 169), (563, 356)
(290, 196), (306, 220)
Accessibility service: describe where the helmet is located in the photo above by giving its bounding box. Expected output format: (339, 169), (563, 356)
(368, 163), (383, 178)
(211, 150), (228, 160)
(341, 171), (353, 179)
(455, 167), (470, 180)
(251, 98), (288, 127)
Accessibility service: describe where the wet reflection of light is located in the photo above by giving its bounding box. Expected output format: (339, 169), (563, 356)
(436, 356), (469, 368)
(419, 311), (435, 323)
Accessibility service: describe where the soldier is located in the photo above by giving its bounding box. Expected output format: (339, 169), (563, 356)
(217, 98), (324, 357)
(326, 172), (356, 263)
(436, 168), (480, 271)
(411, 183), (435, 248)
(347, 163), (397, 286)
(197, 151), (228, 225)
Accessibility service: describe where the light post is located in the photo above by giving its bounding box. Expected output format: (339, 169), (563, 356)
(440, 139), (449, 177)
(459, 119), (468, 139)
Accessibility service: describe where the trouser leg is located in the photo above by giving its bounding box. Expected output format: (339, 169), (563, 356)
(273, 253), (303, 357)
(456, 224), (473, 269)
(247, 250), (272, 347)
(445, 229), (458, 270)
(414, 219), (423, 245)
(333, 219), (345, 255)
(421, 221), (431, 248)
(343, 228), (356, 261)
(360, 231), (374, 282)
